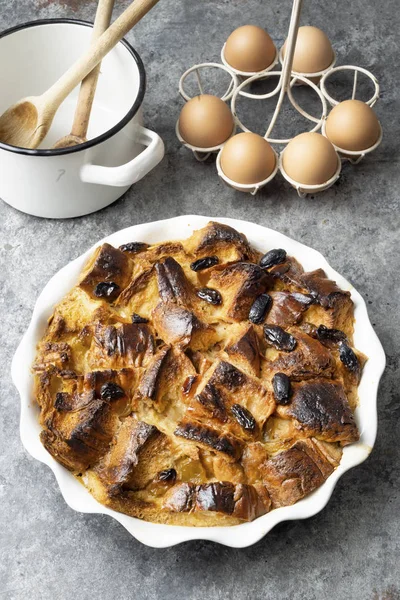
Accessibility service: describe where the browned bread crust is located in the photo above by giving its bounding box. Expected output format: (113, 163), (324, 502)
(33, 221), (365, 526)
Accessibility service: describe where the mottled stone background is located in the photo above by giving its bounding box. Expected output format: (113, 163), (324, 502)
(0, 1), (399, 598)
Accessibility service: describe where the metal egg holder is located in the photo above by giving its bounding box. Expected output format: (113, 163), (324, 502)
(176, 0), (382, 196)
(176, 63), (239, 162)
(320, 65), (382, 165)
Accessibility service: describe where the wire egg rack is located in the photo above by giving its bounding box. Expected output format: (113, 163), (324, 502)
(176, 0), (382, 196)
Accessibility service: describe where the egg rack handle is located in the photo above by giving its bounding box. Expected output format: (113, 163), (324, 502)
(263, 0), (302, 139)
(265, 0), (303, 139)
(229, 0), (328, 144)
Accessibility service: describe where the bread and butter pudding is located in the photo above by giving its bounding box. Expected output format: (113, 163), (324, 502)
(33, 221), (366, 526)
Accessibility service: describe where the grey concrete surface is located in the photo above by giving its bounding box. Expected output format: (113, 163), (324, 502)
(0, 1), (399, 598)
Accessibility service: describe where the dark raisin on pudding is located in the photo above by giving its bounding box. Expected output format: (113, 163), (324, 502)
(197, 287), (222, 305)
(231, 404), (256, 432)
(263, 325), (297, 351)
(249, 294), (272, 324)
(339, 342), (359, 372)
(317, 324), (347, 343)
(272, 373), (292, 405)
(119, 242), (149, 253)
(190, 256), (219, 271)
(260, 249), (287, 269)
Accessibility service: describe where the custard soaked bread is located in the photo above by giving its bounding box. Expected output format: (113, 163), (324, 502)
(33, 222), (365, 526)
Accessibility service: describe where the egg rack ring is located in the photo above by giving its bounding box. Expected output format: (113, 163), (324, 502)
(216, 145), (280, 195)
(178, 62), (239, 103)
(220, 44), (279, 79)
(320, 65), (380, 108)
(321, 118), (383, 164)
(175, 119), (236, 162)
(233, 71), (282, 101)
(287, 77), (326, 124)
(231, 71), (328, 144)
(177, 63), (239, 161)
(279, 149), (342, 198)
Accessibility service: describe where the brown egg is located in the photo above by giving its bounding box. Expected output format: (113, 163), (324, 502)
(282, 132), (338, 185)
(224, 25), (276, 73)
(220, 132), (276, 184)
(325, 100), (381, 152)
(282, 26), (333, 74)
(178, 95), (234, 148)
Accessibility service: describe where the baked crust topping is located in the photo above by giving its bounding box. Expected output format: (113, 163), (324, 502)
(33, 222), (365, 526)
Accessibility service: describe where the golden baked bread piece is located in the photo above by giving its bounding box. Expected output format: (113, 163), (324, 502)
(33, 221), (366, 526)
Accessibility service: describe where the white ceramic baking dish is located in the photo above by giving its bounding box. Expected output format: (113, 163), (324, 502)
(12, 215), (385, 548)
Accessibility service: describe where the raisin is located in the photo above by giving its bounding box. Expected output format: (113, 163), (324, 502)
(263, 325), (297, 351)
(190, 255), (219, 271)
(119, 241), (149, 253)
(231, 404), (256, 432)
(260, 248), (287, 269)
(131, 313), (149, 324)
(316, 324), (347, 343)
(249, 293), (272, 324)
(339, 342), (359, 372)
(272, 373), (292, 405)
(93, 281), (120, 299)
(157, 468), (177, 483)
(100, 382), (125, 400)
(197, 287), (222, 305)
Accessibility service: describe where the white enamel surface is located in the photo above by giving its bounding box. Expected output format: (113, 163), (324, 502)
(12, 215), (385, 548)
(0, 22), (164, 218)
(0, 23), (139, 143)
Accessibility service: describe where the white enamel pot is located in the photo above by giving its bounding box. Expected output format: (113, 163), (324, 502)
(0, 20), (165, 219)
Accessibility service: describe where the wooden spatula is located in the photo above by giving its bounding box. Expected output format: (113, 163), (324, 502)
(0, 0), (160, 149)
(53, 0), (115, 149)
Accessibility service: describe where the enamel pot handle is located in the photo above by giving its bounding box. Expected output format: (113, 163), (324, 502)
(80, 126), (164, 187)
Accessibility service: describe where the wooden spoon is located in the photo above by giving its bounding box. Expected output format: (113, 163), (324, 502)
(0, 0), (160, 149)
(52, 0), (115, 149)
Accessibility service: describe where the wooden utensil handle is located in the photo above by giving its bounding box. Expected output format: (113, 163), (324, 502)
(45, 0), (160, 108)
(71, 0), (115, 139)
